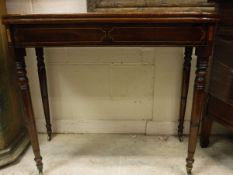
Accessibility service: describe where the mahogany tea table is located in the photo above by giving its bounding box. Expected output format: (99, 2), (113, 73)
(2, 12), (219, 174)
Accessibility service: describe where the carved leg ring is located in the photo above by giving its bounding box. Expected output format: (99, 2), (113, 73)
(36, 47), (52, 141)
(178, 46), (193, 141)
(15, 48), (43, 174)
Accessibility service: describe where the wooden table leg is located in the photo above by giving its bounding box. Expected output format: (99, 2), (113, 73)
(178, 46), (193, 141)
(186, 46), (211, 175)
(15, 48), (43, 174)
(200, 94), (213, 148)
(35, 47), (52, 141)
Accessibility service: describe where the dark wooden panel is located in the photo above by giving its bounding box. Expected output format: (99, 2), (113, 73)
(208, 61), (233, 105)
(218, 26), (233, 37)
(214, 36), (233, 68)
(109, 26), (207, 44)
(14, 26), (106, 45)
(208, 32), (233, 105)
(207, 96), (233, 130)
(11, 24), (208, 47)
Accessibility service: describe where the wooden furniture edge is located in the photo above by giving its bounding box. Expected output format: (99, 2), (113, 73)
(2, 13), (220, 24)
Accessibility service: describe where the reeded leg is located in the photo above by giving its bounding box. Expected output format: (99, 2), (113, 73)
(186, 46), (211, 175)
(35, 47), (52, 141)
(178, 46), (193, 142)
(15, 48), (43, 174)
(200, 95), (213, 148)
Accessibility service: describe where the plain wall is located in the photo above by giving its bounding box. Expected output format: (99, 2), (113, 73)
(5, 0), (228, 134)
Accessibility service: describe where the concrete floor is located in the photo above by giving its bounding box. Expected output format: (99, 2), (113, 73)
(1, 134), (233, 175)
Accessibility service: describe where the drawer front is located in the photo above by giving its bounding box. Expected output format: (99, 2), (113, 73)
(11, 24), (208, 47)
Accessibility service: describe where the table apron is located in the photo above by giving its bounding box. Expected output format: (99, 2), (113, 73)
(9, 24), (210, 47)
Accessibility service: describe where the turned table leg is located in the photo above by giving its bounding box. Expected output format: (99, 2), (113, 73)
(178, 46), (193, 141)
(15, 48), (43, 174)
(200, 95), (213, 148)
(35, 47), (52, 141)
(186, 46), (211, 175)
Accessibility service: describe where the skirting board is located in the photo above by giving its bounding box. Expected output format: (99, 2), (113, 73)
(36, 119), (229, 135)
(0, 131), (30, 168)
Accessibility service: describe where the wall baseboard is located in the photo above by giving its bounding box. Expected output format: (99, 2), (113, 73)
(36, 119), (229, 135)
